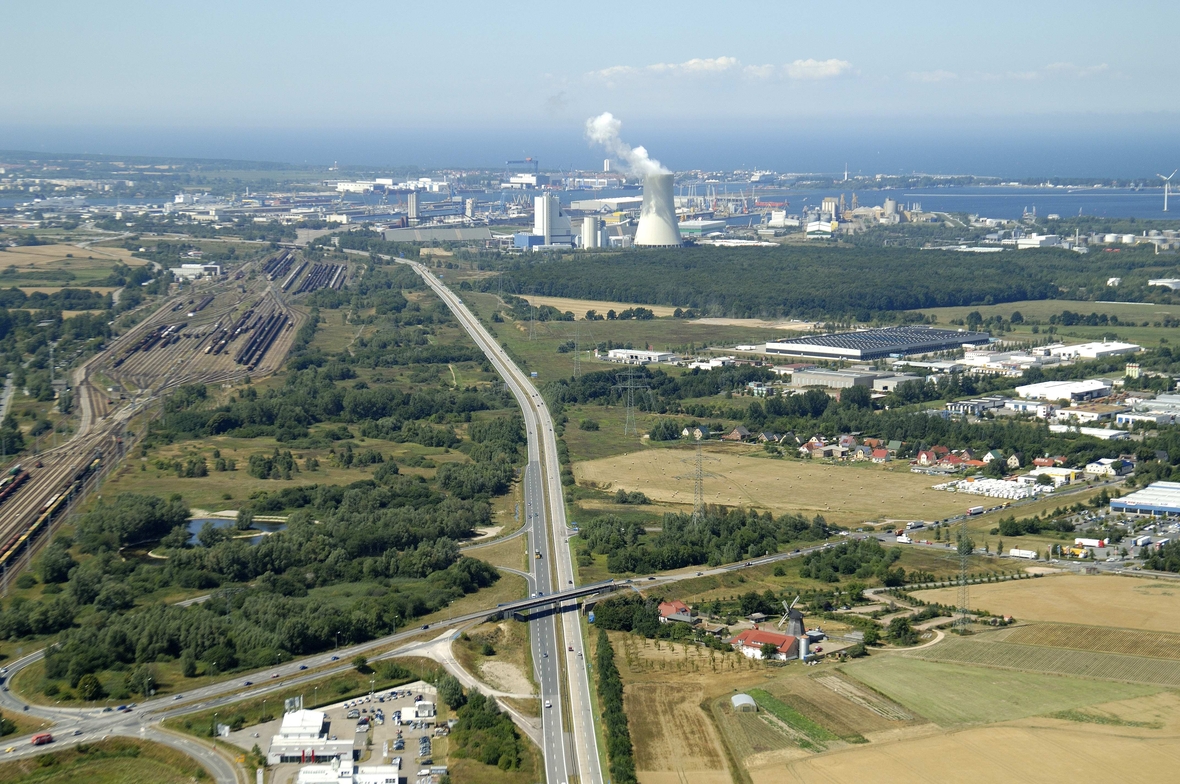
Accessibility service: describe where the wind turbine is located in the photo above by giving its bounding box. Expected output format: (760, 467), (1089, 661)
(1160, 170), (1177, 212)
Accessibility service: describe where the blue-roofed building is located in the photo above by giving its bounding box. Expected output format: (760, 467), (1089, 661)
(1110, 482), (1180, 517)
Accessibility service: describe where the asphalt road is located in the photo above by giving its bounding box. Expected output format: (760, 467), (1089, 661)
(403, 261), (600, 784)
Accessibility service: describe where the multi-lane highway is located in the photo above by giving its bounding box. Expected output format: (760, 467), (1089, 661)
(404, 260), (602, 784)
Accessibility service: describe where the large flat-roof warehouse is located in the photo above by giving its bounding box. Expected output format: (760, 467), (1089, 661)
(1110, 482), (1180, 517)
(766, 326), (991, 361)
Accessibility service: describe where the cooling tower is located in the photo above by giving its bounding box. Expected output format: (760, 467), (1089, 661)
(634, 173), (682, 247)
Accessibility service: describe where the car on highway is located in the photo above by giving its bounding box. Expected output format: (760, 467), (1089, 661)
(72, 730), (82, 736)
(330, 656), (339, 661)
(243, 681), (253, 686)
(568, 646), (574, 652)
(271, 673), (279, 679)
(299, 665), (308, 670)
(173, 695), (182, 701)
(542, 652), (548, 658)
(422, 624), (429, 630)
(544, 700), (552, 708)
(4, 747), (13, 753)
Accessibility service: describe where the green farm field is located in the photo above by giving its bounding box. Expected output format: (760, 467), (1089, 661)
(0, 738), (208, 784)
(905, 636), (1180, 687)
(841, 655), (1157, 726)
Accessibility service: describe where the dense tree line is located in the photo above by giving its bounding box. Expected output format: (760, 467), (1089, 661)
(1142, 540), (1180, 573)
(448, 690), (526, 771)
(595, 628), (637, 784)
(491, 244), (1180, 318)
(799, 540), (905, 585)
(578, 509), (828, 574)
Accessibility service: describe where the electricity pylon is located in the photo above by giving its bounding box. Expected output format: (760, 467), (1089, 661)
(611, 367), (649, 437)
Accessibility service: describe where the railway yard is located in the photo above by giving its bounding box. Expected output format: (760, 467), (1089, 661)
(0, 248), (345, 594)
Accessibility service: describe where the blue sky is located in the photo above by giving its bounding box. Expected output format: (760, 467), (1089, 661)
(1, 1), (1176, 172)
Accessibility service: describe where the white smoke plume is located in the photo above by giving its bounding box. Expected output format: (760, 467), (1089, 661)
(584, 112), (669, 177)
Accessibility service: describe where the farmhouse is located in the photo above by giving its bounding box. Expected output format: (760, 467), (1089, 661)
(731, 629), (799, 661)
(658, 600), (697, 624)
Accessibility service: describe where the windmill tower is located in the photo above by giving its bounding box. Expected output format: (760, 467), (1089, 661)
(778, 597), (805, 637)
(1160, 170), (1177, 212)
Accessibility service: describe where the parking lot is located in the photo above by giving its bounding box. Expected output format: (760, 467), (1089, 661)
(227, 679), (448, 783)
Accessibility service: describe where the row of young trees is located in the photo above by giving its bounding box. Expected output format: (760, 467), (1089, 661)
(596, 628), (637, 784)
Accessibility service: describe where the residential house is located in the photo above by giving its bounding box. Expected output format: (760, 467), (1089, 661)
(722, 425), (751, 442)
(938, 454), (965, 470)
(917, 450), (938, 466)
(1084, 458), (1131, 478)
(983, 450), (1005, 464)
(1007, 452), (1024, 469)
(871, 448), (891, 464)
(658, 600), (690, 621)
(838, 434), (858, 450)
(852, 445), (874, 461)
(887, 440), (903, 455)
(731, 629), (799, 661)
(757, 431), (780, 443)
(1033, 455), (1067, 468)
(863, 437), (883, 449)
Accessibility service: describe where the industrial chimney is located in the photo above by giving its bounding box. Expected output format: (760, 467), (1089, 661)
(634, 173), (681, 247)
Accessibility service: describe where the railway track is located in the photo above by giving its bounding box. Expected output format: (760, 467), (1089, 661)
(0, 271), (303, 585)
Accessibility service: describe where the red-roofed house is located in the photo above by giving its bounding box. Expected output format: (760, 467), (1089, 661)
(658, 600), (689, 620)
(730, 629), (799, 661)
(917, 450), (938, 466)
(871, 448), (890, 464)
(931, 446), (950, 457)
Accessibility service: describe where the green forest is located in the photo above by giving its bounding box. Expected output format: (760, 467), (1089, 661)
(2, 259), (525, 703)
(487, 244), (1180, 319)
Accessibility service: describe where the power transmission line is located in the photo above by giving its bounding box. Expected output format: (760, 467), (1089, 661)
(955, 517), (971, 634)
(611, 367), (649, 437)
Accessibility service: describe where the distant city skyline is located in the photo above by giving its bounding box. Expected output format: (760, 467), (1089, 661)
(2, 1), (1176, 175)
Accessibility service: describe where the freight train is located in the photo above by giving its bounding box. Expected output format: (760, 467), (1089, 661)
(0, 451), (101, 571)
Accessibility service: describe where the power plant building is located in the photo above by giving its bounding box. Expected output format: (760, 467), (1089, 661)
(634, 173), (682, 247)
(767, 326), (991, 361)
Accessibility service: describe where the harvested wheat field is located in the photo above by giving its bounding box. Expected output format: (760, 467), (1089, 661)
(575, 447), (968, 524)
(758, 721), (1180, 784)
(915, 574), (1180, 633)
(520, 295), (678, 318)
(604, 632), (773, 784)
(0, 243), (144, 267)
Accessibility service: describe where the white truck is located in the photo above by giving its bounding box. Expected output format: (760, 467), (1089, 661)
(1074, 537), (1106, 548)
(1008, 548), (1038, 560)
(1133, 535), (1153, 547)
(896, 534), (912, 544)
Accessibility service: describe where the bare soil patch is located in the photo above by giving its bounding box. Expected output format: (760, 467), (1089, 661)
(521, 295), (677, 318)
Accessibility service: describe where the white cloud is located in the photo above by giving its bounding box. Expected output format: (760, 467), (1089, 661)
(1046, 61), (1109, 77)
(907, 69), (957, 83)
(743, 64), (777, 79)
(784, 58), (852, 80)
(588, 56), (853, 82)
(590, 56), (739, 80)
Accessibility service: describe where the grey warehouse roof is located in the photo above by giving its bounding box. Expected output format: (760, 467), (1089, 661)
(767, 326), (991, 360)
(1111, 481), (1180, 515)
